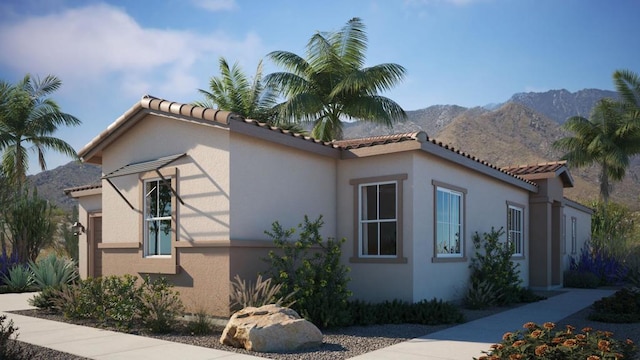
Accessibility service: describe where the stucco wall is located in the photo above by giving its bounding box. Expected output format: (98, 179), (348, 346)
(228, 132), (337, 241)
(336, 150), (531, 304)
(562, 201), (592, 271)
(411, 153), (531, 302)
(76, 193), (102, 279)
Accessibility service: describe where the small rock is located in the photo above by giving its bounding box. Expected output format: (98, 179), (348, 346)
(220, 304), (323, 353)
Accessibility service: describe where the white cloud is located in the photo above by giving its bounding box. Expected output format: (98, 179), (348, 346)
(191, 0), (237, 12)
(0, 3), (263, 99)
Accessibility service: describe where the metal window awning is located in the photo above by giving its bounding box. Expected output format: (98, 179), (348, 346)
(102, 153), (186, 210)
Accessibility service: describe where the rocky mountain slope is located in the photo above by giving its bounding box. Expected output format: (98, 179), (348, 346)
(27, 161), (101, 212)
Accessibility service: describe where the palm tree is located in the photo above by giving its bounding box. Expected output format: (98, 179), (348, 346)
(265, 17), (407, 141)
(0, 74), (81, 186)
(196, 57), (278, 123)
(613, 69), (640, 136)
(553, 98), (637, 204)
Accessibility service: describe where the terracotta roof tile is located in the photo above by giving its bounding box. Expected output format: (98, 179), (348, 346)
(501, 161), (568, 176)
(333, 132), (426, 149)
(63, 183), (102, 195)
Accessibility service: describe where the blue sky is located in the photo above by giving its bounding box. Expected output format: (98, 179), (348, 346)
(0, 0), (638, 174)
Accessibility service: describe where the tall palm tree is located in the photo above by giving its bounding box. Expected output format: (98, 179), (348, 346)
(553, 98), (637, 203)
(0, 74), (81, 185)
(613, 69), (640, 136)
(265, 17), (407, 141)
(196, 57), (278, 123)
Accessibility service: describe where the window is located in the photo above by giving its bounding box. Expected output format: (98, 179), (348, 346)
(507, 204), (524, 257)
(144, 178), (173, 256)
(359, 182), (397, 257)
(562, 214), (567, 254)
(570, 217), (577, 254)
(349, 174), (407, 263)
(434, 182), (465, 259)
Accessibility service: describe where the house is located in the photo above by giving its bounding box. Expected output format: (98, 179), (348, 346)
(65, 95), (592, 316)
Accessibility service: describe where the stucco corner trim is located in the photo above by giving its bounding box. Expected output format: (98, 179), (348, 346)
(349, 256), (408, 264)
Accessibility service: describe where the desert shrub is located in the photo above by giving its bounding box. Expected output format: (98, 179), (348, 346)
(564, 269), (601, 288)
(229, 274), (295, 312)
(263, 215), (352, 328)
(347, 298), (464, 326)
(570, 243), (628, 286)
(0, 248), (20, 287)
(590, 200), (638, 259)
(468, 227), (522, 307)
(0, 314), (34, 360)
(186, 309), (214, 335)
(102, 274), (142, 330)
(1, 264), (33, 292)
(477, 321), (637, 360)
(28, 285), (61, 310)
(465, 279), (499, 309)
(589, 287), (640, 323)
(138, 276), (184, 333)
(29, 253), (78, 289)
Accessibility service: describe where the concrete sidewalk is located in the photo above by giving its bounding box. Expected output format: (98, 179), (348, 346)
(0, 288), (615, 360)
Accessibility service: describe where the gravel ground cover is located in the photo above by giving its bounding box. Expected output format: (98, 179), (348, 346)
(10, 293), (640, 360)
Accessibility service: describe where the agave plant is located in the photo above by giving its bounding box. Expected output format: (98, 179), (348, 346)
(1, 264), (33, 292)
(29, 253), (78, 289)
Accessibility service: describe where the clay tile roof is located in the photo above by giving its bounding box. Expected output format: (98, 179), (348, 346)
(63, 183), (102, 195)
(333, 132), (427, 149)
(239, 118), (336, 147)
(502, 161), (568, 176)
(141, 95), (242, 124)
(501, 161), (574, 187)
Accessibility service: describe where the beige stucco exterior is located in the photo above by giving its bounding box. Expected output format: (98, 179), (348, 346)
(67, 96), (593, 317)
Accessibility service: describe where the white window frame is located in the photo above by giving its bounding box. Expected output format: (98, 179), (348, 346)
(570, 217), (577, 254)
(358, 181), (398, 258)
(562, 214), (567, 254)
(143, 178), (173, 257)
(435, 185), (464, 259)
(507, 204), (524, 257)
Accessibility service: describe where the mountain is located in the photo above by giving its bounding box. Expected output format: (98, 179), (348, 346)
(25, 88), (640, 212)
(507, 88), (618, 124)
(27, 161), (101, 212)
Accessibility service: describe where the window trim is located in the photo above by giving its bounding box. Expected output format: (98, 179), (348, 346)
(137, 167), (179, 274)
(570, 216), (577, 255)
(562, 214), (567, 254)
(349, 174), (408, 264)
(143, 178), (173, 257)
(432, 180), (467, 262)
(506, 201), (525, 259)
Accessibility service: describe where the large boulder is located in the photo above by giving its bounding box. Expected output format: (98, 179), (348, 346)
(220, 304), (323, 353)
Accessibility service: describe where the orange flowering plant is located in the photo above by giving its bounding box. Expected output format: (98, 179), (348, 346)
(476, 322), (636, 360)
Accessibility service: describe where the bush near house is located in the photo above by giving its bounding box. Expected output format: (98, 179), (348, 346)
(568, 243), (628, 287)
(476, 321), (636, 360)
(263, 215), (352, 328)
(466, 227), (524, 308)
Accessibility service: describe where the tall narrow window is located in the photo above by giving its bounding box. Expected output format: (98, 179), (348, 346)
(562, 214), (567, 254)
(570, 217), (577, 254)
(507, 205), (524, 257)
(359, 182), (397, 257)
(436, 186), (463, 258)
(144, 178), (173, 256)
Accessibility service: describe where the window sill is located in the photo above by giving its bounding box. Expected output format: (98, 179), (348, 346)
(511, 255), (525, 260)
(431, 256), (467, 263)
(349, 256), (408, 264)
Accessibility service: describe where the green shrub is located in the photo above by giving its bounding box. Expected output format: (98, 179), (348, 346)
(564, 269), (601, 288)
(102, 275), (142, 330)
(477, 321), (637, 359)
(28, 285), (62, 310)
(465, 279), (499, 309)
(263, 215), (352, 328)
(186, 309), (214, 335)
(139, 276), (184, 333)
(229, 274), (295, 312)
(589, 287), (640, 323)
(347, 298), (464, 326)
(468, 227), (522, 307)
(29, 253), (77, 289)
(0, 314), (34, 360)
(2, 265), (33, 292)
